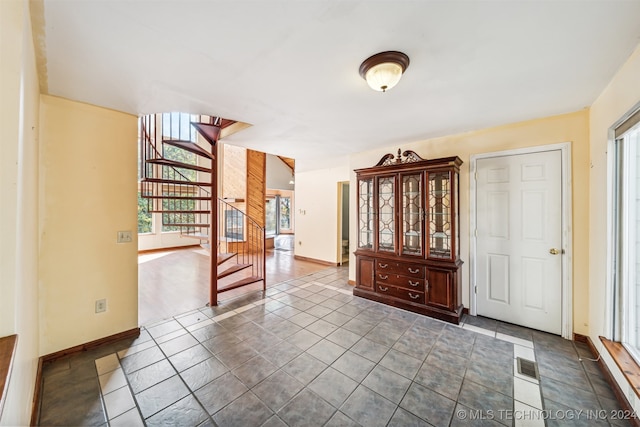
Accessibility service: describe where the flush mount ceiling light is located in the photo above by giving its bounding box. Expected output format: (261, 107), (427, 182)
(359, 51), (410, 92)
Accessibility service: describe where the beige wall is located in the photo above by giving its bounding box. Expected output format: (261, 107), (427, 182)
(0, 0), (41, 425)
(1, 0), (22, 340)
(39, 95), (138, 354)
(589, 44), (640, 408)
(295, 161), (350, 263)
(348, 110), (590, 334)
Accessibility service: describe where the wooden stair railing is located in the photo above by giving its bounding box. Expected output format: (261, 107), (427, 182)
(139, 113), (266, 305)
(216, 198), (265, 297)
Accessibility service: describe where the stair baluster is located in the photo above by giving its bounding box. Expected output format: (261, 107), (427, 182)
(139, 113), (266, 306)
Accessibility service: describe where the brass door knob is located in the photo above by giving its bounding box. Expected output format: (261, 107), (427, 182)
(549, 248), (560, 255)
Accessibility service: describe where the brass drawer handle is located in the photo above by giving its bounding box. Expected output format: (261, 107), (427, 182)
(379, 286), (388, 292)
(409, 280), (419, 287)
(408, 268), (420, 274)
(408, 292), (420, 300)
(379, 263), (388, 268)
(379, 274), (388, 280)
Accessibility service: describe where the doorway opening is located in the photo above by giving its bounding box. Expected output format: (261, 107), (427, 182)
(266, 192), (294, 251)
(338, 181), (350, 265)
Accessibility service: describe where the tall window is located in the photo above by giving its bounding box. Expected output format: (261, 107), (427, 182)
(137, 112), (202, 234)
(138, 192), (152, 233)
(265, 195), (292, 236)
(138, 120), (153, 233)
(279, 197), (291, 230)
(265, 197), (277, 236)
(612, 109), (640, 362)
(161, 113), (198, 232)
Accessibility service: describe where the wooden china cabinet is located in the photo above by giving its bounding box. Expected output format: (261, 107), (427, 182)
(354, 150), (464, 324)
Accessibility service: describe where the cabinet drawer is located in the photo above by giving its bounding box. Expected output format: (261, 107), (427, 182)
(376, 283), (425, 304)
(376, 273), (424, 291)
(375, 260), (425, 278)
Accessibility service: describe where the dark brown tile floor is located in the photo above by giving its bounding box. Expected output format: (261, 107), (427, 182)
(38, 266), (629, 427)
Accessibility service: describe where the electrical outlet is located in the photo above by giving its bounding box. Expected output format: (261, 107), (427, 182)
(95, 299), (107, 313)
(117, 230), (132, 243)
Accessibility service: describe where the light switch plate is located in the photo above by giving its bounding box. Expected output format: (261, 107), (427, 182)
(117, 230), (132, 243)
(95, 299), (107, 313)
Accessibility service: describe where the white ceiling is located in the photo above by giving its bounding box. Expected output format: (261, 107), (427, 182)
(37, 0), (640, 171)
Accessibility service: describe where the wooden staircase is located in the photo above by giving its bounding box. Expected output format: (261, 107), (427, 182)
(139, 113), (266, 305)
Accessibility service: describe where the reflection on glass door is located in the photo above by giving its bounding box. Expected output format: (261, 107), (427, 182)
(358, 178), (374, 249)
(265, 195), (292, 236)
(402, 173), (423, 256)
(279, 197), (291, 231)
(266, 197), (277, 236)
(377, 176), (396, 252)
(428, 171), (452, 259)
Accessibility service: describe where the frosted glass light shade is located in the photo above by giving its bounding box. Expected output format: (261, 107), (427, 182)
(359, 51), (410, 93)
(365, 62), (404, 92)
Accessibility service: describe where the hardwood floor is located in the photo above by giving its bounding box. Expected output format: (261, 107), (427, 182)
(138, 246), (335, 326)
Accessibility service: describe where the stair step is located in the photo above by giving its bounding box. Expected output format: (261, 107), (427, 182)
(217, 263), (252, 279)
(191, 122), (221, 145)
(217, 253), (236, 265)
(180, 233), (209, 241)
(150, 210), (210, 214)
(163, 140), (214, 160)
(218, 276), (263, 293)
(147, 158), (212, 173)
(219, 118), (236, 129)
(164, 223), (210, 228)
(142, 177), (211, 187)
(219, 236), (244, 242)
(143, 195), (211, 200)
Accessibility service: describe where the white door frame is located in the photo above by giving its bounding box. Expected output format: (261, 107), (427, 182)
(337, 181), (349, 265)
(469, 142), (573, 339)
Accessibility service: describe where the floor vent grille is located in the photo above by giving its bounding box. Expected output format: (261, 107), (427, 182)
(517, 357), (539, 380)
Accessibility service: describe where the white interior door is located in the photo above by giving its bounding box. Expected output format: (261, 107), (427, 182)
(476, 150), (563, 334)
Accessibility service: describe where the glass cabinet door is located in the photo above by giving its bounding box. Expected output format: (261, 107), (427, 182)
(401, 173), (423, 256)
(357, 178), (374, 249)
(428, 171), (452, 259)
(454, 173), (460, 259)
(377, 176), (396, 252)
